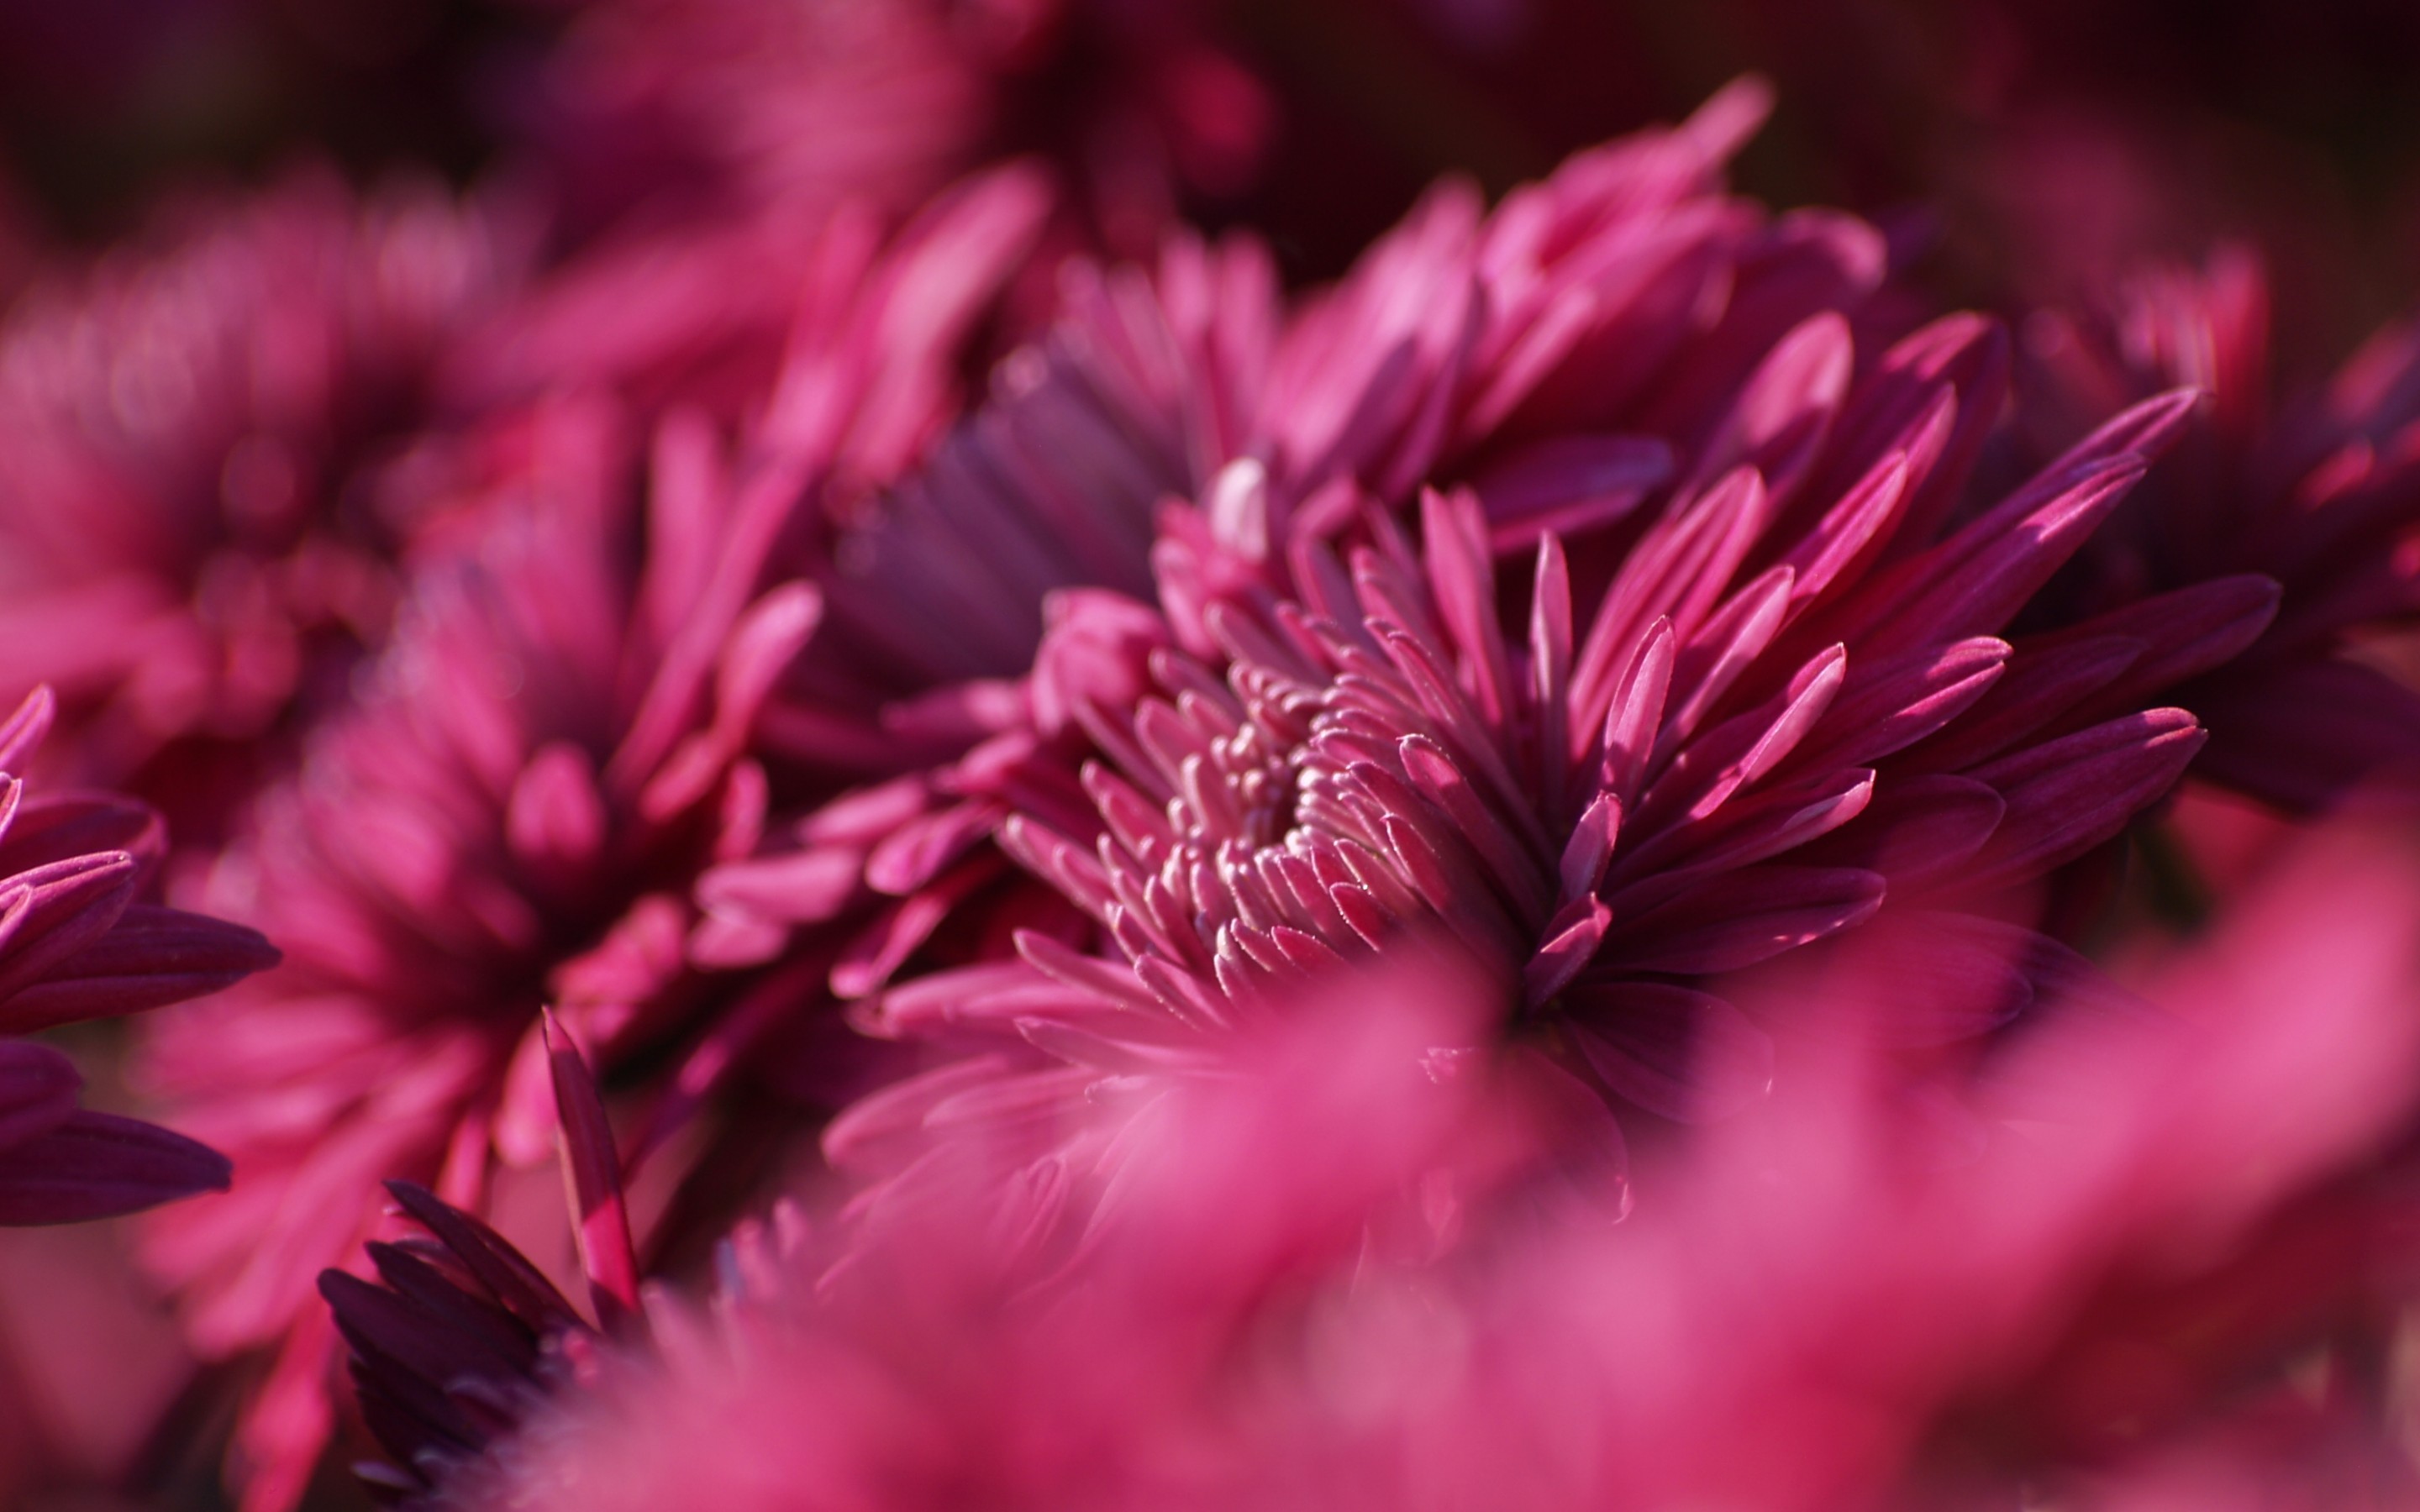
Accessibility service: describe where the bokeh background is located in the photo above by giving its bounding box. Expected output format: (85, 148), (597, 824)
(5, 1), (2420, 348)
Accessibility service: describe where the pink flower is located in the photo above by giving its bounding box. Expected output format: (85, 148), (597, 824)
(130, 395), (800, 1508)
(701, 89), (2263, 1253)
(824, 377), (2243, 1249)
(129, 171), (1048, 1512)
(2023, 247), (2420, 811)
(0, 171), (518, 815)
(699, 84), (1902, 1009)
(0, 686), (275, 1225)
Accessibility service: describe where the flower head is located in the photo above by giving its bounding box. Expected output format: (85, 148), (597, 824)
(828, 356), (2243, 1245)
(0, 172), (516, 812)
(699, 84), (1901, 998)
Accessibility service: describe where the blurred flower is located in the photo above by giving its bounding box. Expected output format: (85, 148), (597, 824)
(131, 170), (1046, 1512)
(0, 171), (521, 826)
(499, 0), (1274, 258)
(133, 393), (803, 1510)
(329, 810), (2420, 1510)
(2024, 248), (2420, 811)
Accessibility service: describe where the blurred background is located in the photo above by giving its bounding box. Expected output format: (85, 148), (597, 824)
(3, 0), (2419, 362)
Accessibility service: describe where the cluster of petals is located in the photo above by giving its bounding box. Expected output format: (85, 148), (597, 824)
(698, 80), (1898, 1003)
(0, 687), (274, 1226)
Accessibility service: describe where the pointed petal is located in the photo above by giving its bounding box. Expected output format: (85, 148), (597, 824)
(1960, 710), (2206, 892)
(0, 904), (278, 1032)
(1604, 864), (1885, 974)
(540, 1012), (640, 1327)
(0, 1110), (229, 1225)
(1570, 984), (1772, 1121)
(0, 852), (138, 1005)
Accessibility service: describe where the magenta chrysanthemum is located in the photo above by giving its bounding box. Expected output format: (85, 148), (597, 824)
(699, 84), (1887, 992)
(317, 1016), (637, 1505)
(828, 382), (2246, 1245)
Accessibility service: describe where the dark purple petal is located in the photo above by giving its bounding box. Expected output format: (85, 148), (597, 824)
(0, 1040), (79, 1152)
(1960, 710), (2207, 892)
(0, 905), (278, 1032)
(1819, 774), (2007, 888)
(2191, 659), (2420, 814)
(0, 790), (165, 877)
(318, 1268), (496, 1457)
(2039, 575), (2280, 724)
(0, 1109), (229, 1224)
(0, 851), (137, 1006)
(1569, 982), (1773, 1121)
(383, 1182), (584, 1337)
(1603, 864), (1885, 974)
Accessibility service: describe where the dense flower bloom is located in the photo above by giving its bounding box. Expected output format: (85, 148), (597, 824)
(324, 811), (2420, 1510)
(0, 171), (518, 815)
(702, 82), (1900, 991)
(671, 91), (2288, 1279)
(8, 2), (2420, 1505)
(822, 378), (2252, 1246)
(0, 686), (274, 1224)
(2023, 247), (2420, 810)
